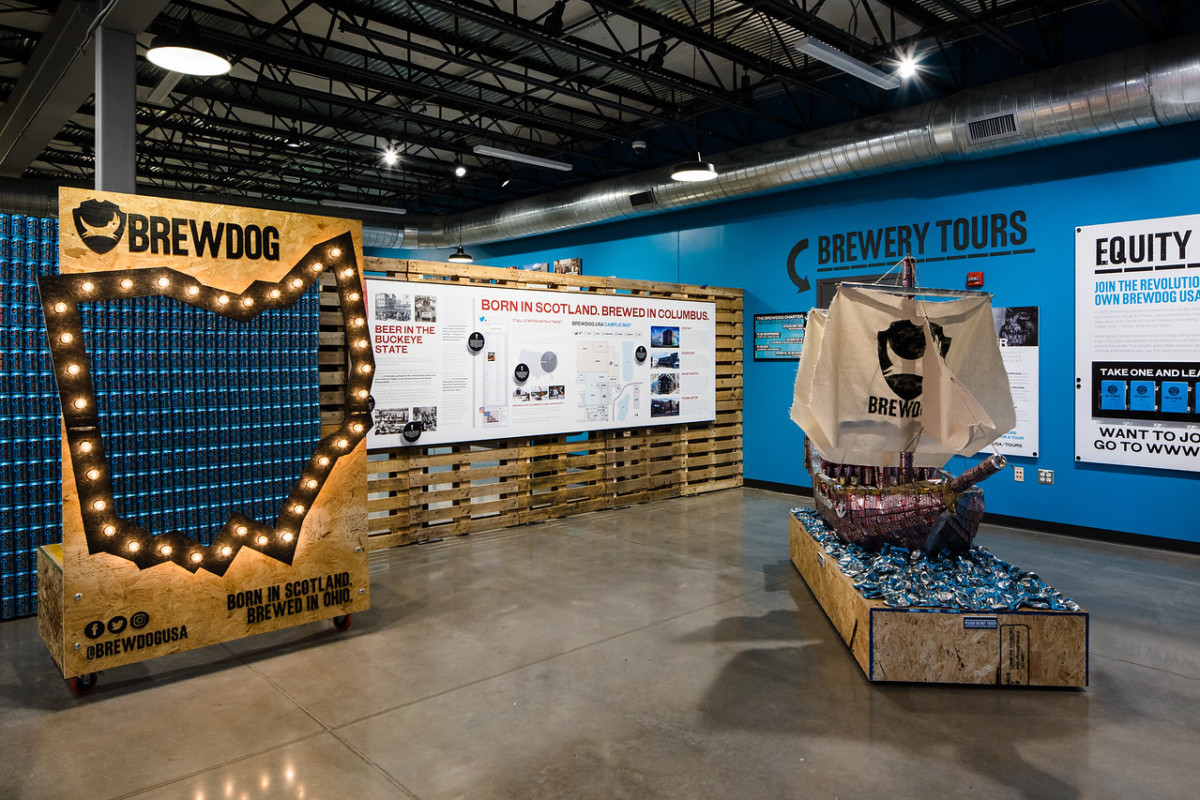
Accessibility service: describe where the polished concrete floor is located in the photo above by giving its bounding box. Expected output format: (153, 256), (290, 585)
(2, 487), (1199, 799)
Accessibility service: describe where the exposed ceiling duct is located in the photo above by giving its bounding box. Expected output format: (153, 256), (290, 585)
(378, 33), (1200, 252)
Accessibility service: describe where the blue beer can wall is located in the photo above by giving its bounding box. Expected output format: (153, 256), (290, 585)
(0, 212), (322, 620)
(0, 215), (61, 619)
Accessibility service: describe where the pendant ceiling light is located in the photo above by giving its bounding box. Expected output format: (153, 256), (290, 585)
(670, 45), (719, 184)
(447, 246), (474, 263)
(147, 15), (231, 76)
(671, 152), (718, 182)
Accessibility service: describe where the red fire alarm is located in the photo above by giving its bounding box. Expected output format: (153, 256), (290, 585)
(966, 271), (984, 288)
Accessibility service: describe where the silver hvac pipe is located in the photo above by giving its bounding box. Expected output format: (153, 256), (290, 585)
(382, 33), (1200, 250)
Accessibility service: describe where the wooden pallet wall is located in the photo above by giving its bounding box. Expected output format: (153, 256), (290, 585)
(319, 258), (743, 550)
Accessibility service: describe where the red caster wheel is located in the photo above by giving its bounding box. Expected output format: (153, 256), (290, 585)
(68, 673), (98, 695)
(332, 614), (352, 631)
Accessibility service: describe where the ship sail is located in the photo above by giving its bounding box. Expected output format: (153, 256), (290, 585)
(791, 284), (1014, 469)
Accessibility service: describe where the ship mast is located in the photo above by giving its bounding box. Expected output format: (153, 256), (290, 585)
(898, 254), (916, 484)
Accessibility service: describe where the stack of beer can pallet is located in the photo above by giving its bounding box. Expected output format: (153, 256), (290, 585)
(0, 213), (61, 619)
(0, 212), (321, 619)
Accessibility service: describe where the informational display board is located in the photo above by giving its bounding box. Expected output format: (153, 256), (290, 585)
(984, 306), (1040, 457)
(364, 279), (717, 447)
(753, 312), (807, 360)
(1076, 214), (1200, 472)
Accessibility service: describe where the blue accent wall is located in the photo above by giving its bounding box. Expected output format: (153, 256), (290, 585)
(371, 123), (1200, 544)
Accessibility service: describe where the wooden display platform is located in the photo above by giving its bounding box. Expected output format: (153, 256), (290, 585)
(790, 513), (1088, 687)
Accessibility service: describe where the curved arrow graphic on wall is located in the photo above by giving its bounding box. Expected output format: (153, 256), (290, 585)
(787, 239), (811, 293)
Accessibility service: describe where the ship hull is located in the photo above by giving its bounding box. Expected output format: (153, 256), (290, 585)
(811, 471), (986, 554)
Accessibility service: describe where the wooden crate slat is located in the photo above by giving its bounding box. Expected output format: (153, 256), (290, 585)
(680, 476), (744, 496)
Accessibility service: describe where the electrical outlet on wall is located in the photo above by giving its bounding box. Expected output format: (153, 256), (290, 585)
(1013, 466), (1024, 482)
(1038, 469), (1054, 485)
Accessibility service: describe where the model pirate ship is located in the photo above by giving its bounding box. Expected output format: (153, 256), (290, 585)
(791, 257), (1015, 554)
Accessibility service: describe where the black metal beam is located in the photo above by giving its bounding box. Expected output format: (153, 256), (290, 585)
(328, 0), (806, 131)
(856, 0), (948, 32)
(129, 89), (469, 184)
(33, 144), (466, 213)
(586, 0), (867, 113)
(161, 2), (636, 161)
(167, 70), (561, 189)
(155, 70), (624, 204)
(322, 0), (670, 112)
(334, 20), (734, 150)
(924, 0), (1047, 66)
(1109, 0), (1164, 38)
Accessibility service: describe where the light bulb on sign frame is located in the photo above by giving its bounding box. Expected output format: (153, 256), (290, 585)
(36, 234), (376, 576)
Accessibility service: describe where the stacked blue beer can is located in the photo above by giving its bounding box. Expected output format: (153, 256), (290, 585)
(0, 213), (61, 619)
(0, 213), (322, 619)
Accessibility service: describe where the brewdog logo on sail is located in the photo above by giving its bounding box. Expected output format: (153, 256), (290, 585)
(867, 319), (952, 419)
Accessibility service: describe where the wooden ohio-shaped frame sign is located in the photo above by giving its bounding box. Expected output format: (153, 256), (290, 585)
(37, 188), (374, 680)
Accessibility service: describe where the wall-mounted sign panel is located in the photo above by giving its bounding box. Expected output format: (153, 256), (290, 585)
(983, 306), (1040, 458)
(364, 279), (717, 447)
(1076, 214), (1200, 472)
(753, 312), (807, 360)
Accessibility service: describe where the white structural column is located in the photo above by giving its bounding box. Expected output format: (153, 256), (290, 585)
(94, 26), (137, 194)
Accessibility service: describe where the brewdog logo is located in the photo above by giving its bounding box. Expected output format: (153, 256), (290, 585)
(867, 319), (951, 418)
(66, 193), (282, 262)
(73, 199), (127, 255)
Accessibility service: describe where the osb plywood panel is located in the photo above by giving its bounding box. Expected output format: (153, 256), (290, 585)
(57, 437), (370, 678)
(59, 187), (363, 293)
(37, 547), (65, 674)
(871, 610), (1088, 686)
(790, 514), (1089, 687)
(45, 190), (371, 678)
(334, 259), (743, 548)
(790, 514), (874, 672)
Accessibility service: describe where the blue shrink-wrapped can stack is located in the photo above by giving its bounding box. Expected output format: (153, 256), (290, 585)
(79, 287), (321, 547)
(0, 214), (61, 620)
(0, 212), (322, 619)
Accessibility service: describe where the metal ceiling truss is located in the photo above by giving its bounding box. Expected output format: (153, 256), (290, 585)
(0, 0), (1196, 218)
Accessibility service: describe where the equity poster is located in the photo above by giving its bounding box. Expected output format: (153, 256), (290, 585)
(1075, 214), (1200, 472)
(364, 279), (717, 447)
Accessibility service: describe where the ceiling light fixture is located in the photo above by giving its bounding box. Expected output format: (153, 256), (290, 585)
(795, 35), (901, 90)
(146, 15), (232, 77)
(453, 161), (468, 178)
(381, 145), (399, 166)
(447, 246), (474, 263)
(320, 199), (408, 216)
(897, 56), (918, 79)
(473, 145), (573, 172)
(670, 152), (718, 182)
